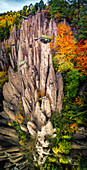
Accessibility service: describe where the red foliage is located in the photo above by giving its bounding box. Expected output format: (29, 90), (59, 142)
(50, 23), (87, 76)
(75, 40), (87, 76)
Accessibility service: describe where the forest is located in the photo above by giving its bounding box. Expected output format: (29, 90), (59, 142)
(0, 0), (87, 42)
(0, 0), (87, 169)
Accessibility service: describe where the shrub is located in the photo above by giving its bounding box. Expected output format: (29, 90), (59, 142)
(0, 71), (8, 88)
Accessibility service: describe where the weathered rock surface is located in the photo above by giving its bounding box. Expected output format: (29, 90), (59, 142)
(41, 96), (51, 117)
(56, 71), (64, 114)
(73, 127), (87, 140)
(35, 121), (56, 165)
(72, 127), (87, 150)
(0, 9), (64, 112)
(0, 9), (64, 168)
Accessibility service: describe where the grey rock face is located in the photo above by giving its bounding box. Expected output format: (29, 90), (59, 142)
(9, 67), (23, 94)
(72, 127), (87, 150)
(1, 9), (64, 167)
(35, 120), (56, 165)
(56, 71), (64, 114)
(41, 96), (51, 117)
(73, 127), (87, 140)
(2, 63), (63, 165)
(0, 9), (64, 113)
(2, 63), (60, 164)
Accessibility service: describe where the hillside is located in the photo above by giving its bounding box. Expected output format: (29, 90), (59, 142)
(0, 0), (87, 42)
(0, 0), (87, 169)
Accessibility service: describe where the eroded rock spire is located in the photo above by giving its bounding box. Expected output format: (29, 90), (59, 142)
(0, 9), (64, 168)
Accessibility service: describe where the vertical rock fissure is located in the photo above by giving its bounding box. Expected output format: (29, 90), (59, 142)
(0, 9), (64, 168)
(45, 54), (50, 95)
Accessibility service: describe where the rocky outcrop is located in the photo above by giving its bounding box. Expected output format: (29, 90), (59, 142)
(35, 121), (56, 165)
(0, 145), (29, 169)
(0, 9), (64, 168)
(72, 127), (87, 150)
(2, 65), (58, 165)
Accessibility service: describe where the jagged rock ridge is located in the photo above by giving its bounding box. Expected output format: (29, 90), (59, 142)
(0, 9), (64, 168)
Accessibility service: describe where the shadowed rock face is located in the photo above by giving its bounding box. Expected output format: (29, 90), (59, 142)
(2, 62), (63, 165)
(6, 8), (63, 113)
(0, 9), (64, 168)
(0, 9), (58, 71)
(72, 127), (87, 150)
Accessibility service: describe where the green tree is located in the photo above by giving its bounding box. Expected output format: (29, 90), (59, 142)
(4, 21), (10, 40)
(77, 5), (87, 41)
(39, 0), (45, 10)
(0, 26), (5, 41)
(22, 5), (27, 16)
(68, 0), (87, 40)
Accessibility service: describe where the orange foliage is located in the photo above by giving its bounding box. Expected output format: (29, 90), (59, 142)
(75, 96), (84, 106)
(71, 92), (85, 106)
(67, 122), (78, 133)
(16, 113), (24, 124)
(75, 40), (87, 76)
(50, 23), (87, 76)
(37, 90), (52, 103)
(53, 23), (76, 61)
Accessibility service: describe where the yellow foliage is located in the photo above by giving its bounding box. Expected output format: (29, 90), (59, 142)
(59, 157), (68, 164)
(19, 140), (24, 146)
(19, 101), (23, 104)
(57, 59), (74, 73)
(9, 25), (13, 32)
(52, 147), (61, 156)
(30, 6), (34, 11)
(8, 123), (12, 126)
(0, 71), (8, 88)
(48, 157), (57, 162)
(27, 115), (31, 120)
(33, 162), (38, 167)
(0, 19), (6, 27)
(54, 12), (60, 19)
(19, 106), (23, 110)
(18, 23), (21, 30)
(0, 71), (7, 78)
(80, 5), (82, 9)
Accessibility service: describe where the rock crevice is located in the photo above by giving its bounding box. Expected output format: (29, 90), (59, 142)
(0, 9), (64, 167)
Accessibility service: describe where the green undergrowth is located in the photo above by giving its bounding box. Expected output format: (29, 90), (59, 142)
(8, 101), (36, 165)
(42, 62), (87, 169)
(42, 94), (87, 169)
(13, 121), (35, 164)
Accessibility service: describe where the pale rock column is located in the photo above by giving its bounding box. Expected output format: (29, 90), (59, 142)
(40, 43), (50, 91)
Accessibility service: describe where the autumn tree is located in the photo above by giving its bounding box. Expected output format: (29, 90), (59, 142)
(75, 39), (87, 76)
(51, 22), (87, 76)
(50, 23), (76, 71)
